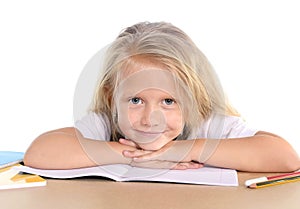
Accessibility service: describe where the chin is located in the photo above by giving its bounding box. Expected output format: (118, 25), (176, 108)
(137, 142), (165, 151)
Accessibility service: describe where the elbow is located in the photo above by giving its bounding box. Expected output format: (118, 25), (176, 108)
(271, 136), (300, 172)
(23, 145), (43, 168)
(285, 158), (300, 172)
(280, 151), (300, 172)
(23, 152), (34, 167)
(23, 134), (52, 169)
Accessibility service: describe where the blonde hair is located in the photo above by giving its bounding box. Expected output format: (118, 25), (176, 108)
(92, 21), (239, 141)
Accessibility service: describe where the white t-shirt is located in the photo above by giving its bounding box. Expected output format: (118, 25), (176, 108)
(75, 112), (259, 141)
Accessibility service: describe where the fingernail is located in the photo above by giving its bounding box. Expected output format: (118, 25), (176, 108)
(133, 157), (142, 162)
(123, 150), (130, 156)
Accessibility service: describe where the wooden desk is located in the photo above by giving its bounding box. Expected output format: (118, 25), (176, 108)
(1, 172), (299, 209)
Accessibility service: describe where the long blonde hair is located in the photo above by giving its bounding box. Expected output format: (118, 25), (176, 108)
(92, 21), (239, 141)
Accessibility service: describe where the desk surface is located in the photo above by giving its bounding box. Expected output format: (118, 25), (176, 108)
(1, 172), (299, 209)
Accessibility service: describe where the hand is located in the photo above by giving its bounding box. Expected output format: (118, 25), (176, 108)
(121, 138), (195, 162)
(119, 138), (203, 170)
(130, 160), (203, 170)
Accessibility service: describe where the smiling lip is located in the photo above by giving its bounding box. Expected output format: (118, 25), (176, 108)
(134, 130), (164, 135)
(131, 130), (165, 144)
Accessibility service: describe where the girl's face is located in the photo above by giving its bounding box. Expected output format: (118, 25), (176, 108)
(115, 60), (184, 150)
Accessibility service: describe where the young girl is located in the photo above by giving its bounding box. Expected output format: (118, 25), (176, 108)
(24, 21), (299, 172)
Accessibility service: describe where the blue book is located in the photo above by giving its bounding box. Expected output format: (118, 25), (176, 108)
(0, 151), (24, 169)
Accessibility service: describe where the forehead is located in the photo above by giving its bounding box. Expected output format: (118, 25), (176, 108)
(116, 68), (178, 99)
(114, 56), (179, 97)
(120, 55), (169, 78)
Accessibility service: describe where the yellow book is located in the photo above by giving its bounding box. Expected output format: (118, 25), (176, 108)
(0, 164), (46, 190)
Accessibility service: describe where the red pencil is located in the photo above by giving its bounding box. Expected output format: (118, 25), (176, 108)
(245, 171), (300, 187)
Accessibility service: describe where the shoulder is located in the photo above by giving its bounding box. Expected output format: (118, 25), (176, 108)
(74, 112), (111, 140)
(196, 113), (259, 139)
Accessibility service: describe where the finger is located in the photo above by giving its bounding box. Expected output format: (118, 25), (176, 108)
(132, 140), (193, 163)
(186, 162), (204, 169)
(172, 163), (188, 170)
(132, 151), (161, 162)
(171, 162), (203, 170)
(130, 160), (179, 169)
(132, 151), (185, 162)
(119, 138), (138, 147)
(123, 149), (152, 158)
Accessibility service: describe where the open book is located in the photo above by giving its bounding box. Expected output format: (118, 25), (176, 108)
(14, 164), (238, 186)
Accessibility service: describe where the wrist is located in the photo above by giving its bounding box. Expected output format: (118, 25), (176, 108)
(105, 142), (134, 165)
(190, 139), (204, 162)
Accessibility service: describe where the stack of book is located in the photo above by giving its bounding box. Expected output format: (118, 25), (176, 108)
(0, 151), (46, 190)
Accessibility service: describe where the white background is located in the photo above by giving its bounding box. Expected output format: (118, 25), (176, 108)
(0, 0), (299, 155)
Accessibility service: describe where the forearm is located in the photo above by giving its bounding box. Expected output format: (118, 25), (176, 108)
(24, 127), (134, 169)
(192, 132), (300, 172)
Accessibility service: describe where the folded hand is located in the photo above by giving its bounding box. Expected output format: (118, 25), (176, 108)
(119, 138), (203, 170)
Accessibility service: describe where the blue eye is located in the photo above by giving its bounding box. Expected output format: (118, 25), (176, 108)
(129, 97), (142, 104)
(163, 98), (175, 105)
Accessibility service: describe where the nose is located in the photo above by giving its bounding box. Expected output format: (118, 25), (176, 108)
(141, 105), (164, 127)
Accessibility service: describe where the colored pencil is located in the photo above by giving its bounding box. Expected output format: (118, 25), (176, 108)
(245, 171), (300, 187)
(248, 175), (300, 189)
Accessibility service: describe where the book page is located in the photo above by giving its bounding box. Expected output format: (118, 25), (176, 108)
(116, 165), (238, 186)
(132, 166), (238, 186)
(14, 164), (130, 181)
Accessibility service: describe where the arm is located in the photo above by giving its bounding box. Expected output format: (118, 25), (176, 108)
(193, 131), (300, 172)
(123, 131), (300, 172)
(24, 127), (135, 169)
(24, 127), (198, 170)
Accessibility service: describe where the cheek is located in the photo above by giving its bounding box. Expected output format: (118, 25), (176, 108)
(165, 110), (184, 130)
(116, 104), (131, 131)
(117, 105), (140, 133)
(126, 109), (141, 126)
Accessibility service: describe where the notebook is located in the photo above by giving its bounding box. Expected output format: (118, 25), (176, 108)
(0, 151), (24, 169)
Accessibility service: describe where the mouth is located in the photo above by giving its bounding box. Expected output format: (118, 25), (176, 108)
(134, 130), (164, 136)
(130, 129), (165, 143)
